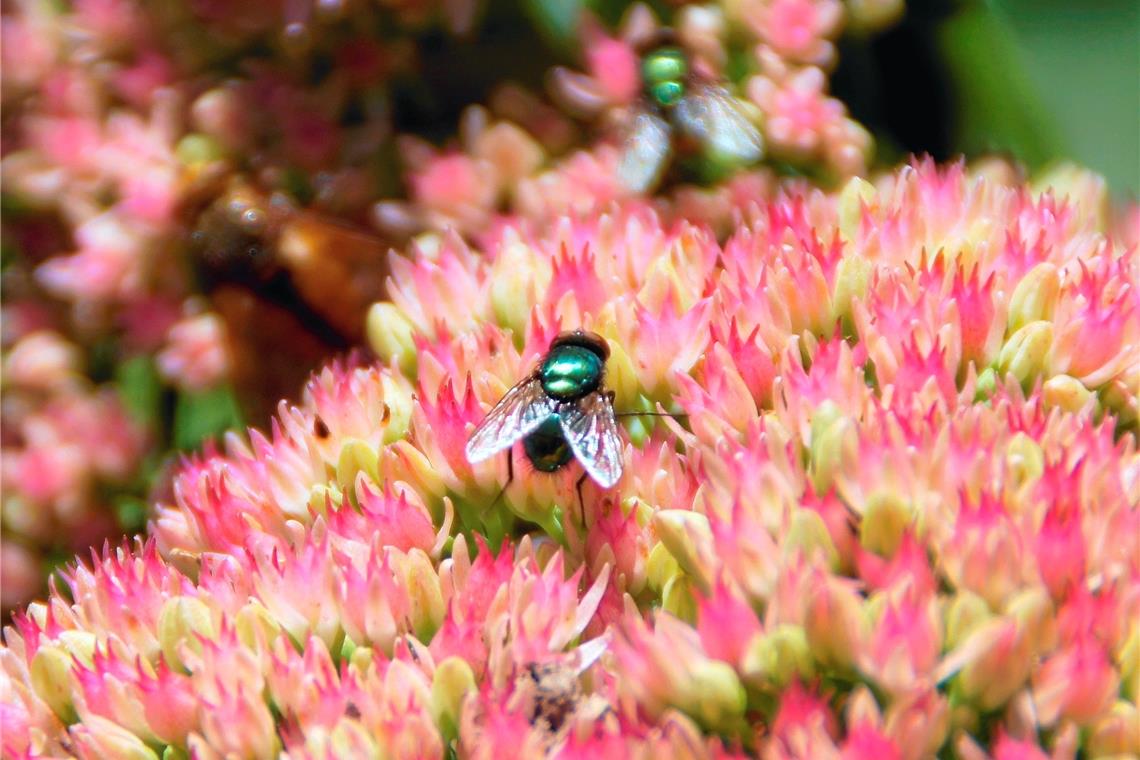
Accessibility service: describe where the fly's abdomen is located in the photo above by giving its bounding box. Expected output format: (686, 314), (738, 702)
(523, 415), (574, 472)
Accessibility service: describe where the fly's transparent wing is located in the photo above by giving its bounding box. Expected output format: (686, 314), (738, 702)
(559, 393), (624, 488)
(465, 376), (555, 463)
(616, 110), (673, 193)
(673, 83), (764, 165)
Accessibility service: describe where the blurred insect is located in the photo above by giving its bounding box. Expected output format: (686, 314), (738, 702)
(515, 636), (613, 743)
(465, 330), (623, 514)
(189, 182), (387, 419)
(617, 38), (764, 193)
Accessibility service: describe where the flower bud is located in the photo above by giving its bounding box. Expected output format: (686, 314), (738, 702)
(997, 321), (1053, 388)
(809, 402), (858, 495)
(680, 661), (747, 730)
(784, 508), (839, 569)
(158, 595), (216, 672)
(1004, 432), (1044, 491)
(71, 715), (160, 760)
(431, 656), (476, 740)
(399, 549), (446, 641)
(652, 510), (714, 593)
(379, 372), (415, 443)
(366, 302), (418, 375)
(1005, 586), (1056, 654)
(944, 590), (991, 649)
(646, 542), (682, 593)
(833, 254), (874, 328)
(662, 575), (697, 623)
(973, 366), (998, 401)
(1042, 374), (1095, 414)
(31, 642), (83, 722)
(742, 624), (815, 688)
(1008, 263), (1060, 333)
(325, 720), (382, 756)
(489, 240), (539, 339)
(175, 134), (226, 166)
(235, 600), (283, 653)
(860, 491), (913, 557)
(805, 576), (863, 670)
(838, 176), (877, 243)
(1089, 700), (1140, 757)
(336, 439), (380, 492)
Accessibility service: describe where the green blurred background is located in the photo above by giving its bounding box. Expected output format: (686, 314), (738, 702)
(975, 0), (1138, 193)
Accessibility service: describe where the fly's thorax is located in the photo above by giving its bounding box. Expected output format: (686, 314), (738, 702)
(540, 344), (604, 400)
(523, 414), (573, 472)
(642, 47), (688, 109)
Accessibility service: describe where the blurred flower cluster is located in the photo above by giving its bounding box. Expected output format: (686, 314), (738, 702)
(1, 0), (904, 612)
(4, 162), (1137, 757)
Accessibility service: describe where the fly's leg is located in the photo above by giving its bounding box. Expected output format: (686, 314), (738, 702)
(575, 471), (589, 526)
(490, 448), (515, 509)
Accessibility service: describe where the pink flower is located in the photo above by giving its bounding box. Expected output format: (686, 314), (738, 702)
(156, 312), (233, 391)
(1033, 635), (1119, 726)
(754, 0), (843, 66)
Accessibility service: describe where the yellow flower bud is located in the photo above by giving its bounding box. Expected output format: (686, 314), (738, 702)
(742, 624), (815, 688)
(661, 575), (697, 623)
(805, 577), (863, 670)
(31, 643), (81, 722)
(944, 590), (991, 649)
(652, 510), (714, 594)
(431, 657), (477, 740)
(72, 715), (160, 760)
(490, 239), (539, 341)
(833, 254), (875, 328)
(681, 661), (747, 731)
(381, 441), (448, 501)
(336, 439), (380, 491)
(158, 595), (216, 672)
(328, 719), (382, 756)
(1088, 700), (1140, 757)
(860, 490), (913, 557)
(1042, 374), (1095, 414)
(399, 549), (446, 641)
(1004, 432), (1045, 493)
(997, 320), (1053, 388)
(366, 302), (418, 376)
(838, 176), (878, 243)
(1007, 263), (1060, 333)
(378, 373), (415, 444)
(1004, 586), (1056, 655)
(974, 366), (998, 401)
(646, 542), (682, 593)
(783, 508), (839, 569)
(235, 599), (283, 652)
(810, 403), (859, 495)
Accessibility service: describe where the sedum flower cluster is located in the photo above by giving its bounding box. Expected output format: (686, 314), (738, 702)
(3, 161), (1138, 758)
(1, 0), (902, 611)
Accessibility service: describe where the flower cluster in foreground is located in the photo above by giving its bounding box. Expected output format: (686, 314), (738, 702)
(4, 162), (1138, 758)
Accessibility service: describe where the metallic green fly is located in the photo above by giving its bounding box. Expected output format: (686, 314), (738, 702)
(618, 41), (765, 193)
(465, 330), (623, 501)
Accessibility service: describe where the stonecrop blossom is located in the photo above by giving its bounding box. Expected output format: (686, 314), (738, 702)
(3, 161), (1137, 758)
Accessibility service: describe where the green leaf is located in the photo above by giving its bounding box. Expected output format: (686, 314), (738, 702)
(938, 2), (1067, 169)
(115, 355), (163, 429)
(114, 496), (149, 534)
(519, 0), (587, 51)
(173, 385), (245, 452)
